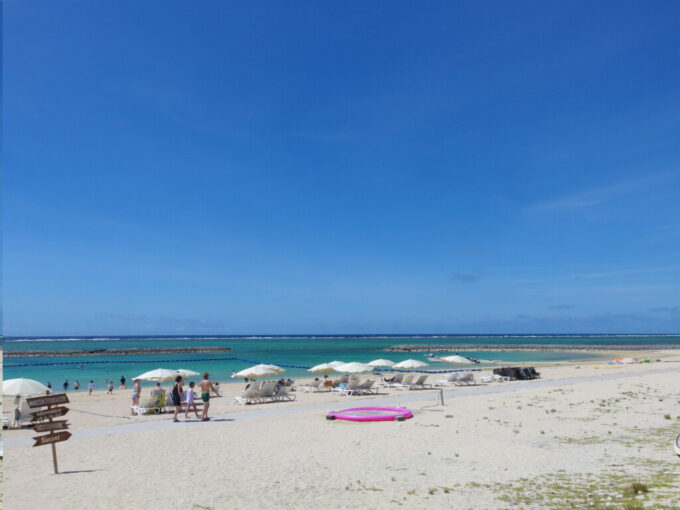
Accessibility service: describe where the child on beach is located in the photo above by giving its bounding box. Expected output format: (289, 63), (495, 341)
(107, 381), (114, 395)
(74, 380), (80, 391)
(184, 381), (200, 419)
(88, 380), (93, 395)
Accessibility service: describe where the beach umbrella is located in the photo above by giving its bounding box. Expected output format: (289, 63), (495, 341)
(327, 361), (346, 368)
(133, 368), (179, 382)
(175, 369), (200, 378)
(308, 363), (336, 374)
(368, 359), (395, 368)
(393, 359), (429, 370)
(234, 364), (285, 379)
(334, 362), (372, 374)
(263, 364), (286, 374)
(3, 378), (50, 397)
(440, 355), (475, 365)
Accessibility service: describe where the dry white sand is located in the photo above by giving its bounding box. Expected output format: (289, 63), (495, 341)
(4, 350), (680, 509)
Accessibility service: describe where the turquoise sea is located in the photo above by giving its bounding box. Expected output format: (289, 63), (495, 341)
(4, 334), (679, 392)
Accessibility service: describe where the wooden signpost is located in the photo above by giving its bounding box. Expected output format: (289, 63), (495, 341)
(27, 393), (71, 474)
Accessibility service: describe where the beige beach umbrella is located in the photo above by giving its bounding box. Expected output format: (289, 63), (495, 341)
(3, 378), (50, 397)
(393, 359), (429, 370)
(440, 355), (474, 365)
(263, 364), (286, 374)
(234, 364), (285, 379)
(334, 362), (372, 374)
(133, 368), (180, 382)
(368, 359), (395, 368)
(308, 363), (336, 374)
(175, 369), (200, 378)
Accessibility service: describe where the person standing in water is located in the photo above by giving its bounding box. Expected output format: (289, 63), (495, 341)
(120, 375), (126, 389)
(171, 375), (184, 422)
(199, 372), (217, 421)
(74, 380), (80, 391)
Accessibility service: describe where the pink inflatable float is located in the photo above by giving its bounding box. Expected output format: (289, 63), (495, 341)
(326, 406), (413, 422)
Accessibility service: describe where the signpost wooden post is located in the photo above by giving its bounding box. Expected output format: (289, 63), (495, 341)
(27, 393), (71, 474)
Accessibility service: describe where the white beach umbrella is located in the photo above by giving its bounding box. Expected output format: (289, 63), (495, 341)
(263, 364), (286, 374)
(327, 361), (346, 368)
(368, 359), (395, 368)
(234, 364), (285, 379)
(393, 359), (429, 370)
(440, 355), (475, 365)
(308, 363), (336, 374)
(175, 369), (200, 378)
(133, 368), (180, 382)
(333, 362), (372, 374)
(3, 378), (50, 397)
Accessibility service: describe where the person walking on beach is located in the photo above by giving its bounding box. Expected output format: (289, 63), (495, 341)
(88, 380), (94, 395)
(171, 375), (184, 422)
(107, 381), (114, 395)
(120, 375), (126, 389)
(131, 378), (141, 407)
(199, 372), (216, 421)
(74, 380), (80, 391)
(184, 381), (200, 419)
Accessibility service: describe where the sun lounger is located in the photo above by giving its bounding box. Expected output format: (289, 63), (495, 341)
(392, 374), (415, 390)
(274, 386), (296, 401)
(480, 373), (507, 383)
(407, 375), (432, 390)
(359, 380), (378, 395)
(258, 382), (278, 402)
(454, 372), (475, 385)
(232, 385), (263, 405)
(332, 378), (362, 396)
(300, 380), (323, 392)
(381, 373), (403, 387)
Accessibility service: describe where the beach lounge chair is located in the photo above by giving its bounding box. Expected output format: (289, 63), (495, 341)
(480, 373), (506, 383)
(274, 386), (296, 401)
(393, 374), (415, 390)
(259, 382), (278, 402)
(232, 385), (263, 405)
(454, 372), (475, 385)
(499, 367), (515, 380)
(333, 378), (362, 396)
(382, 373), (404, 388)
(361, 380), (378, 394)
(408, 375), (432, 390)
(300, 380), (323, 392)
(435, 372), (458, 386)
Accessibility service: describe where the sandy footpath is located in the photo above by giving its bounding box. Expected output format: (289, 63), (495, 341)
(4, 350), (680, 509)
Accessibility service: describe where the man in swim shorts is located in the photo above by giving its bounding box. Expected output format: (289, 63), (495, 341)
(199, 372), (216, 421)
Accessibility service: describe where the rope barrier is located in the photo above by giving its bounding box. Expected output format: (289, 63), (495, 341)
(5, 356), (482, 374)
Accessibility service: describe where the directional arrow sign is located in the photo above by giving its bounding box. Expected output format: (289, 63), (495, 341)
(26, 393), (70, 408)
(33, 420), (70, 433)
(33, 431), (72, 447)
(31, 406), (70, 421)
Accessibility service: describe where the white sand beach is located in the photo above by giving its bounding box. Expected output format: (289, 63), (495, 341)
(4, 351), (680, 509)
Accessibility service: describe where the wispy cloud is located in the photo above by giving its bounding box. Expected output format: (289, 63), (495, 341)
(449, 272), (480, 283)
(526, 171), (680, 213)
(648, 306), (680, 314)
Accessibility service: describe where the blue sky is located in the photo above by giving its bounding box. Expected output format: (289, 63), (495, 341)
(4, 1), (680, 336)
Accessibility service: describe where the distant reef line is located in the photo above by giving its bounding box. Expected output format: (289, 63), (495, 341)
(385, 344), (680, 352)
(4, 346), (232, 358)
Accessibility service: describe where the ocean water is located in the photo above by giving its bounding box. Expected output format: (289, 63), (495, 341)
(4, 334), (678, 392)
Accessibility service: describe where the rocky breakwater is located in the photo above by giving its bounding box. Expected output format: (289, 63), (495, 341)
(5, 346), (233, 358)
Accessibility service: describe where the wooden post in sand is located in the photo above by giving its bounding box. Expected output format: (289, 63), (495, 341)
(27, 393), (71, 474)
